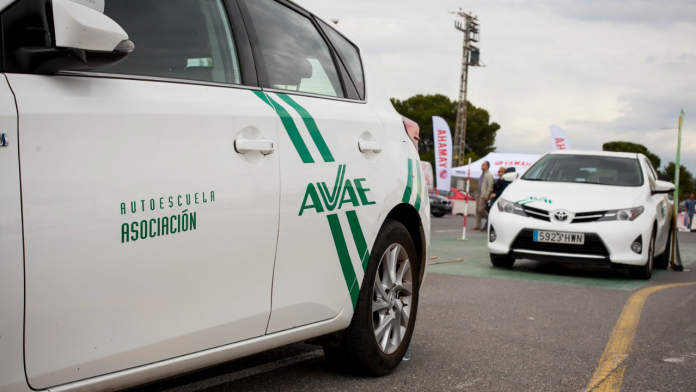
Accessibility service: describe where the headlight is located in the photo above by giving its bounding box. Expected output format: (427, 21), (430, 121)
(497, 198), (526, 217)
(599, 206), (644, 222)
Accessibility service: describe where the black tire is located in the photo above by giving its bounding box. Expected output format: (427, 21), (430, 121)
(323, 219), (420, 376)
(490, 253), (515, 268)
(654, 219), (672, 270)
(432, 211), (445, 217)
(630, 229), (655, 279)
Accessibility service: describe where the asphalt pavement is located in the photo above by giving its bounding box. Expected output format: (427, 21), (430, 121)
(131, 214), (696, 392)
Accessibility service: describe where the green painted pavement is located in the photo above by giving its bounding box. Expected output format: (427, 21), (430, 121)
(427, 235), (696, 291)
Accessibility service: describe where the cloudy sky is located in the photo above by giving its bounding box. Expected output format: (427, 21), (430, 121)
(301, 0), (696, 173)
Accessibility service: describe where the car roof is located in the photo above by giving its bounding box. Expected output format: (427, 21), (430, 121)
(548, 150), (641, 159)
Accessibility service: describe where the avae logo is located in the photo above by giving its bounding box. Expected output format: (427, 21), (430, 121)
(299, 165), (376, 216)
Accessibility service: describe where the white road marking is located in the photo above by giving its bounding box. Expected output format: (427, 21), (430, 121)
(435, 230), (461, 233)
(162, 350), (324, 392)
(662, 353), (696, 364)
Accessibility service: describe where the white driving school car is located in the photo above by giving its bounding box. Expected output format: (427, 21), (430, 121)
(488, 150), (675, 279)
(0, 0), (430, 391)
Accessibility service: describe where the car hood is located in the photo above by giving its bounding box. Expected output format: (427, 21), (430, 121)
(503, 179), (646, 212)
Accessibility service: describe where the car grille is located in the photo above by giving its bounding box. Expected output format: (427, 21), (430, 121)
(522, 205), (550, 222)
(510, 229), (609, 257)
(521, 206), (608, 224)
(571, 211), (607, 224)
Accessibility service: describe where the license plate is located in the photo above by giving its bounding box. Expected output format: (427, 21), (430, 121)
(533, 231), (585, 244)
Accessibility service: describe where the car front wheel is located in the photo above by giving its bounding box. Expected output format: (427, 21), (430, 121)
(323, 219), (420, 376)
(490, 253), (515, 268)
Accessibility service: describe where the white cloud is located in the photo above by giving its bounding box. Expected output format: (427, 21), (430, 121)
(299, 0), (696, 172)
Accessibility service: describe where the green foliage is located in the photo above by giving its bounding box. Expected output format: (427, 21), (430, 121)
(664, 162), (695, 201)
(602, 141), (661, 169)
(391, 94), (499, 169)
(463, 151), (480, 164)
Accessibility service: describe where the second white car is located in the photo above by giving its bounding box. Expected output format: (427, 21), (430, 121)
(488, 150), (675, 279)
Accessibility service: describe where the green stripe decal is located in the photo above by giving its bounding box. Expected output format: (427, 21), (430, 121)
(276, 93), (335, 163)
(253, 90), (273, 108)
(414, 162), (422, 211)
(402, 158), (413, 203)
(346, 210), (370, 271)
(253, 91), (314, 163)
(327, 214), (359, 308)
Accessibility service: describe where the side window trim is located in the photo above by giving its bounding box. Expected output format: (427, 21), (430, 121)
(235, 0), (270, 88)
(316, 19), (365, 100)
(238, 0), (355, 100)
(225, 0), (259, 87)
(645, 158), (658, 183)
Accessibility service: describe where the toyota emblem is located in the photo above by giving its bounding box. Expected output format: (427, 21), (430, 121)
(554, 211), (568, 221)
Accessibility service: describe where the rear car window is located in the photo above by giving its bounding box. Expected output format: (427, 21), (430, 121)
(96, 0), (241, 85)
(522, 154), (644, 187)
(245, 0), (344, 98)
(319, 20), (364, 98)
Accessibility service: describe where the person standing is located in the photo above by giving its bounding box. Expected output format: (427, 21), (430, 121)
(685, 193), (696, 229)
(474, 161), (494, 231)
(489, 166), (514, 210)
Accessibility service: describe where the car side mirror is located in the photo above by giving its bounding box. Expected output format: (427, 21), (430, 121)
(651, 179), (675, 195)
(3, 0), (133, 74)
(502, 172), (518, 183)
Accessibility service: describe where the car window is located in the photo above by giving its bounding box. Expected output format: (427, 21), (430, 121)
(318, 20), (364, 98)
(96, 0), (241, 85)
(522, 154), (643, 187)
(644, 159), (658, 182)
(245, 0), (344, 98)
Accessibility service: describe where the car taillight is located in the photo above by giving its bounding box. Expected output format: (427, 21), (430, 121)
(402, 116), (420, 148)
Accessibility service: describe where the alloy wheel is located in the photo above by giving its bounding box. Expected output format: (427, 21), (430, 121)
(372, 243), (413, 354)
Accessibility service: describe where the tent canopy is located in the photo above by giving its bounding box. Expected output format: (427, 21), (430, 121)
(452, 153), (542, 179)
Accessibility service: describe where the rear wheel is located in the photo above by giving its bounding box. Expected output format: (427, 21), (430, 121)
(323, 219), (420, 376)
(490, 253), (515, 268)
(630, 229), (655, 279)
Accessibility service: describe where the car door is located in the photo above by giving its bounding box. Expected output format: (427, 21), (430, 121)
(239, 0), (390, 332)
(8, 0), (280, 388)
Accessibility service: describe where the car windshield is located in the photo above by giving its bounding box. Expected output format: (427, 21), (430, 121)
(522, 154), (643, 187)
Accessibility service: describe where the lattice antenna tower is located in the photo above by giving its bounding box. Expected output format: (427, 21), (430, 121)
(450, 9), (484, 168)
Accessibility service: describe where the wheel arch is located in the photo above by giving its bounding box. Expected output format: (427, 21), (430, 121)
(385, 203), (426, 284)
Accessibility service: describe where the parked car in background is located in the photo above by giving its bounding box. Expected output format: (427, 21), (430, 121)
(432, 188), (475, 201)
(429, 194), (453, 217)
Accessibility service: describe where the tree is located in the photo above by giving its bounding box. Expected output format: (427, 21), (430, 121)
(391, 94), (499, 169)
(602, 141), (661, 170)
(664, 162), (695, 201)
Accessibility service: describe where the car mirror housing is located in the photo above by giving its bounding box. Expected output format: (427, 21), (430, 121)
(502, 172), (518, 183)
(2, 0), (133, 74)
(651, 179), (676, 195)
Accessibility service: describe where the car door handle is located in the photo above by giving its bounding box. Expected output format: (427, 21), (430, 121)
(358, 141), (382, 153)
(234, 138), (275, 155)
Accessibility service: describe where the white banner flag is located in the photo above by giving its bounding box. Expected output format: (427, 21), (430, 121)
(432, 116), (453, 191)
(549, 125), (571, 150)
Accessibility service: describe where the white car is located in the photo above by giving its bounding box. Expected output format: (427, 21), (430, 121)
(0, 1), (430, 391)
(488, 150), (675, 279)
